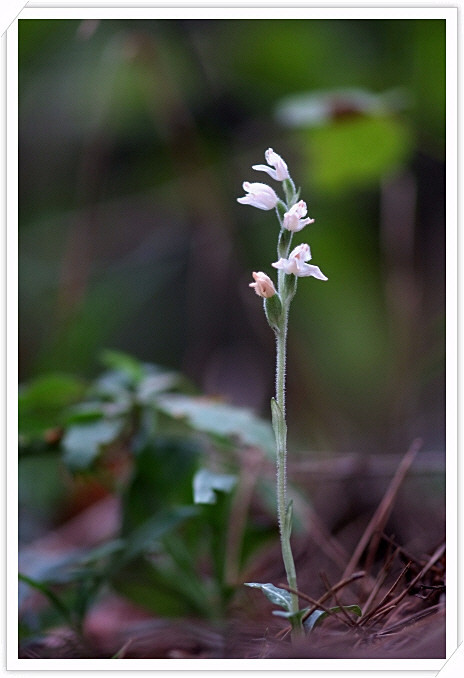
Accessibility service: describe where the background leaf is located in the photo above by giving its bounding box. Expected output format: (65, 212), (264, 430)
(61, 418), (124, 470)
(19, 374), (86, 438)
(193, 469), (237, 505)
(156, 394), (275, 457)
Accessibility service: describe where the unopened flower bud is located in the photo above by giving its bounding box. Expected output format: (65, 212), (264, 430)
(249, 271), (276, 298)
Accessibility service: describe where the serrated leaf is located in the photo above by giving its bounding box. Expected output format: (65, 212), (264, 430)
(156, 394), (275, 457)
(245, 582), (292, 612)
(193, 469), (236, 505)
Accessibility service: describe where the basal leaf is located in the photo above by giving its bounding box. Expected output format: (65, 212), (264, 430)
(303, 604), (362, 632)
(245, 582), (292, 612)
(303, 608), (327, 632)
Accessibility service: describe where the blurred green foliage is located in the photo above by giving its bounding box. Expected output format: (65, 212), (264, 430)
(19, 19), (445, 462)
(19, 352), (278, 640)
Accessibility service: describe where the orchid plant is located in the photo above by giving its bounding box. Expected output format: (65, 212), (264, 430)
(238, 149), (327, 637)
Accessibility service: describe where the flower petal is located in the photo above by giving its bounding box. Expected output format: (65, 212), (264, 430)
(252, 164), (278, 181)
(298, 264), (328, 280)
(264, 148), (290, 180)
(237, 182), (279, 210)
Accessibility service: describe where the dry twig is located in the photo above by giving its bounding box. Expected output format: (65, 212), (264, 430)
(342, 438), (422, 579)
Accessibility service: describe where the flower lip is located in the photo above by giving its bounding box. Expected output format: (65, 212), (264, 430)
(237, 181), (279, 210)
(252, 148), (290, 182)
(249, 271), (277, 298)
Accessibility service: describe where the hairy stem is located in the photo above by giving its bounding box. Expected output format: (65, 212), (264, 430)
(273, 289), (301, 634)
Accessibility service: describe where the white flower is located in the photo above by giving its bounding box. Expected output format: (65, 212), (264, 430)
(283, 200), (314, 233)
(272, 243), (327, 280)
(237, 182), (279, 210)
(252, 148), (290, 181)
(249, 271), (277, 298)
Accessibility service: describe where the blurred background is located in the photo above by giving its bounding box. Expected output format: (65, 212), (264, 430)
(19, 17), (445, 457)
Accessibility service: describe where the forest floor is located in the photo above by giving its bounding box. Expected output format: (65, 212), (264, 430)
(19, 440), (446, 661)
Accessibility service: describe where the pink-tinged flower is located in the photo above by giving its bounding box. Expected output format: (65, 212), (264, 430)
(237, 182), (279, 210)
(272, 243), (327, 280)
(249, 271), (277, 298)
(283, 200), (314, 233)
(252, 148), (290, 181)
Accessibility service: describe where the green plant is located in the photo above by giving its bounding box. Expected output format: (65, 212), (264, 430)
(18, 351), (278, 643)
(238, 148), (334, 637)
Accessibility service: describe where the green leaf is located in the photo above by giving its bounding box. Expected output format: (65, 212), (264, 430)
(338, 603), (362, 618)
(270, 396), (282, 423)
(19, 573), (73, 626)
(273, 608), (308, 624)
(303, 604), (362, 632)
(100, 349), (145, 385)
(121, 438), (200, 533)
(19, 453), (66, 525)
(245, 582), (292, 612)
(90, 370), (133, 403)
(305, 115), (413, 194)
(284, 499), (293, 538)
(303, 608), (327, 632)
(156, 394), (275, 457)
(111, 556), (202, 618)
(61, 418), (124, 470)
(270, 397), (286, 444)
(64, 403), (107, 425)
(193, 469), (236, 505)
(19, 374), (86, 438)
(136, 371), (181, 404)
(264, 294), (283, 331)
(123, 506), (199, 562)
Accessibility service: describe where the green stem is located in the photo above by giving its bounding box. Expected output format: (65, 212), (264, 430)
(273, 281), (302, 636)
